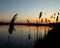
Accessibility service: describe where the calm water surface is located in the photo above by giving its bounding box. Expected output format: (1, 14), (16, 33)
(0, 25), (53, 48)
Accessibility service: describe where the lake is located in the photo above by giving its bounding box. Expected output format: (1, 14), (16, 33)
(0, 25), (53, 48)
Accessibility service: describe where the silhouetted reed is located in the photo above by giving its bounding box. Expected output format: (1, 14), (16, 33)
(41, 18), (43, 24)
(56, 16), (58, 23)
(27, 19), (29, 24)
(50, 15), (53, 19)
(39, 11), (42, 23)
(8, 14), (17, 34)
(54, 13), (56, 18)
(58, 12), (59, 16)
(8, 14), (18, 48)
(39, 11), (42, 19)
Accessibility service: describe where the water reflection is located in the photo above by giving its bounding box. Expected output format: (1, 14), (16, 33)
(33, 25), (60, 48)
(0, 25), (52, 48)
(8, 25), (15, 48)
(36, 26), (38, 39)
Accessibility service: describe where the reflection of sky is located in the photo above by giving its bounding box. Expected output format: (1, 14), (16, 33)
(0, 25), (53, 48)
(0, 25), (52, 39)
(0, 0), (60, 23)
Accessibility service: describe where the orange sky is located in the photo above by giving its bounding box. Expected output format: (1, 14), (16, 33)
(0, 12), (60, 24)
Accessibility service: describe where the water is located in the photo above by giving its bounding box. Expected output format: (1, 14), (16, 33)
(0, 25), (53, 48)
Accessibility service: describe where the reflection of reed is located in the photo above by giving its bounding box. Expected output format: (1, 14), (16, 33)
(27, 26), (33, 48)
(36, 26), (38, 40)
(28, 26), (31, 40)
(20, 30), (23, 48)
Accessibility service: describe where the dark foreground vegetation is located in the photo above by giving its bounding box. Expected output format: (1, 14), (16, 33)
(33, 23), (60, 48)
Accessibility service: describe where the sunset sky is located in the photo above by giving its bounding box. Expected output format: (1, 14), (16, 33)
(0, 0), (60, 23)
